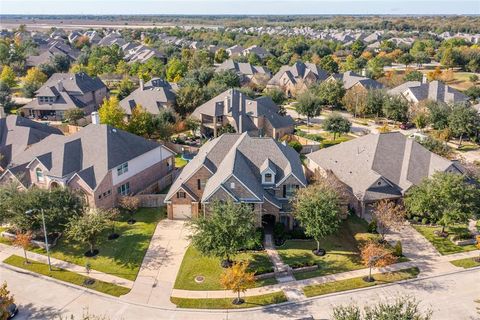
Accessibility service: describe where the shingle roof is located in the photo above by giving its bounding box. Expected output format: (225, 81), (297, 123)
(119, 78), (176, 115)
(388, 80), (469, 104)
(331, 71), (384, 90)
(268, 61), (329, 86)
(216, 59), (271, 77)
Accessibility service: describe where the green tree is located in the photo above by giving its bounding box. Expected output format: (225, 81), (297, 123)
(404, 172), (480, 233)
(316, 80), (345, 107)
(427, 101), (451, 130)
(440, 47), (456, 69)
(295, 89), (323, 126)
(0, 282), (15, 320)
(292, 181), (342, 254)
(398, 53), (414, 67)
(127, 105), (154, 138)
(214, 48), (229, 63)
(404, 70), (423, 82)
(22, 67), (47, 98)
(189, 200), (256, 266)
(98, 96), (125, 129)
(116, 77), (134, 101)
(365, 89), (385, 118)
(322, 113), (351, 140)
(0, 66), (16, 87)
(448, 103), (480, 147)
(382, 95), (408, 123)
(66, 208), (110, 256)
(166, 58), (187, 82)
(247, 52), (261, 66)
(50, 54), (71, 72)
(175, 85), (209, 117)
(319, 55), (339, 74)
(64, 108), (85, 125)
(0, 81), (14, 110)
(263, 87), (286, 105)
(210, 70), (240, 90)
(351, 40), (365, 58)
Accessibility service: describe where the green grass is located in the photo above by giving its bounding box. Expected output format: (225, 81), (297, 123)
(450, 257), (480, 269)
(31, 208), (165, 281)
(3, 255), (130, 297)
(457, 144), (479, 152)
(174, 246), (276, 290)
(413, 225), (478, 255)
(321, 134), (354, 148)
(277, 215), (379, 280)
(303, 267), (420, 297)
(175, 154), (188, 168)
(170, 291), (287, 309)
(0, 227), (11, 244)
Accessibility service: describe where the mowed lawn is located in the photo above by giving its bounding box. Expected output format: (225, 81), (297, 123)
(171, 291), (287, 309)
(277, 215), (379, 280)
(31, 207), (165, 281)
(174, 246), (277, 290)
(413, 224), (478, 255)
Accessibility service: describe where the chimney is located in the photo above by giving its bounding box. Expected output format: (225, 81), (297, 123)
(422, 73), (427, 84)
(361, 68), (366, 77)
(238, 95), (243, 133)
(91, 111), (100, 125)
(224, 95), (231, 112)
(139, 78), (144, 91)
(0, 106), (5, 119)
(57, 80), (64, 92)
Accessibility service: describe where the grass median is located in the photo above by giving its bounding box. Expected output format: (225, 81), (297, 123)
(303, 267), (420, 298)
(3, 255), (130, 297)
(170, 291), (287, 309)
(450, 257), (480, 269)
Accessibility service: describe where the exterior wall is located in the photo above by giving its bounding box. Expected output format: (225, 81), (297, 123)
(183, 166), (212, 199)
(68, 175), (95, 207)
(275, 174), (303, 199)
(224, 176), (257, 200)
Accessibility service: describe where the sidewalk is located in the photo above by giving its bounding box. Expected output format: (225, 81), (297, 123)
(0, 243), (133, 288)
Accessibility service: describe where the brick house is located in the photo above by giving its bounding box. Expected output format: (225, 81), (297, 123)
(164, 132), (307, 229)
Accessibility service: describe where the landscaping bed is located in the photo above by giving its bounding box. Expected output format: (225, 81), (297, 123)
(174, 246), (276, 290)
(303, 267), (420, 297)
(413, 224), (478, 255)
(3, 255), (130, 297)
(450, 257), (480, 269)
(31, 208), (165, 281)
(170, 291), (287, 309)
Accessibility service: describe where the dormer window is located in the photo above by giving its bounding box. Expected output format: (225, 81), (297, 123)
(264, 173), (272, 183)
(36, 168), (44, 182)
(262, 171), (275, 184)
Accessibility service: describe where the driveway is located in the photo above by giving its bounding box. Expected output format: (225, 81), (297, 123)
(121, 219), (190, 307)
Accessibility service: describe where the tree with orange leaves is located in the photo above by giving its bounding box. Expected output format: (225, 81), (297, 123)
(220, 261), (255, 305)
(360, 241), (397, 282)
(13, 232), (32, 264)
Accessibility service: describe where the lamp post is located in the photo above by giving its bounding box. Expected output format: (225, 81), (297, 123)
(25, 208), (52, 271)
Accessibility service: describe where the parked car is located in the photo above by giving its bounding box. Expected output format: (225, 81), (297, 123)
(2, 302), (18, 319)
(400, 122), (414, 130)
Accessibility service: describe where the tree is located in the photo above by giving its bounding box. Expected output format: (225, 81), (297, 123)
(360, 241), (396, 282)
(398, 53), (414, 67)
(470, 74), (479, 83)
(295, 89), (322, 126)
(220, 261), (255, 305)
(413, 112), (429, 131)
(322, 113), (351, 140)
(116, 77), (134, 100)
(175, 85), (209, 117)
(214, 48), (229, 63)
(404, 70), (423, 82)
(382, 95), (408, 123)
(51, 54), (71, 73)
(0, 81), (14, 110)
(22, 67), (47, 98)
(319, 55), (339, 74)
(427, 101), (451, 130)
(0, 282), (15, 320)
(440, 47), (456, 69)
(0, 66), (16, 87)
(316, 80), (345, 107)
(118, 196), (140, 224)
(448, 103), (480, 147)
(263, 87), (286, 105)
(166, 58), (187, 82)
(13, 231), (32, 264)
(351, 40), (365, 58)
(404, 172), (480, 234)
(365, 89), (385, 118)
(292, 181), (342, 255)
(64, 108), (85, 125)
(127, 105), (154, 138)
(66, 208), (110, 256)
(185, 116), (200, 136)
(98, 96), (125, 129)
(189, 200), (256, 266)
(210, 70), (240, 89)
(373, 200), (405, 241)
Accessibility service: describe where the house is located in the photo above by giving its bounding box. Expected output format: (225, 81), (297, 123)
(21, 72), (108, 121)
(226, 45), (245, 57)
(26, 41), (79, 68)
(98, 32), (126, 47)
(216, 59), (271, 85)
(191, 88), (294, 139)
(0, 117), (175, 208)
(164, 132), (307, 229)
(267, 61), (329, 97)
(119, 78), (176, 117)
(326, 71), (384, 93)
(124, 45), (166, 64)
(305, 132), (464, 217)
(242, 45), (270, 59)
(388, 80), (469, 105)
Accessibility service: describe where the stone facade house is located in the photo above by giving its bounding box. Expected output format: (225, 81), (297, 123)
(388, 80), (469, 106)
(305, 132), (464, 217)
(165, 132), (307, 229)
(191, 89), (294, 139)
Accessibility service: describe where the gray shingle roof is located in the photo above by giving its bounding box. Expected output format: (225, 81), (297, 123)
(216, 59), (270, 77)
(388, 80), (469, 104)
(268, 61), (329, 86)
(331, 71), (384, 90)
(119, 78), (176, 115)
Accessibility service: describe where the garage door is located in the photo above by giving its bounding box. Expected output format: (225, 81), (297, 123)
(173, 204), (192, 220)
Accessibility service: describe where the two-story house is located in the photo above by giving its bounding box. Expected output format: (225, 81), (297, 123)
(165, 132), (307, 229)
(216, 59), (271, 85)
(21, 72), (108, 121)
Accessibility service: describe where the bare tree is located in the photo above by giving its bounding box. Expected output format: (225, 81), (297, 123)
(373, 200), (405, 241)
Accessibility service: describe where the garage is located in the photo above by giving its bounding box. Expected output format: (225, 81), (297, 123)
(172, 204), (192, 220)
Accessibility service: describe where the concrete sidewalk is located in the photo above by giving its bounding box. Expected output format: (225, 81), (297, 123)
(0, 243), (133, 288)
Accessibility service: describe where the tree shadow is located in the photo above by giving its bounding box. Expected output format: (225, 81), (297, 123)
(259, 300), (315, 319)
(16, 302), (60, 319)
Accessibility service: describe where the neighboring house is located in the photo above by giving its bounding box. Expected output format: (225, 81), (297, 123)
(326, 70), (384, 92)
(242, 45), (270, 59)
(119, 78), (176, 117)
(191, 88), (295, 139)
(124, 45), (166, 64)
(21, 72), (108, 121)
(305, 132), (464, 217)
(267, 61), (329, 97)
(0, 114), (63, 172)
(0, 120), (175, 208)
(226, 45), (245, 57)
(26, 42), (79, 68)
(216, 59), (271, 85)
(98, 32), (126, 47)
(388, 80), (469, 105)
(165, 132), (307, 229)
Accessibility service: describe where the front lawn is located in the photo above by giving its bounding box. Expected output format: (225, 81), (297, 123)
(170, 291), (287, 309)
(31, 207), (165, 281)
(413, 224), (478, 255)
(450, 257), (480, 269)
(303, 267), (420, 297)
(174, 246), (276, 290)
(4, 255), (130, 297)
(175, 154), (188, 168)
(277, 215), (379, 280)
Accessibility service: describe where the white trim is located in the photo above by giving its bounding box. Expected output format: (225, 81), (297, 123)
(66, 173), (94, 192)
(264, 195), (282, 209)
(203, 184), (238, 202)
(230, 173), (262, 201)
(275, 173), (306, 188)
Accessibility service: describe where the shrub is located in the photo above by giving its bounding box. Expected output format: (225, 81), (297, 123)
(421, 217), (429, 225)
(450, 230), (472, 241)
(394, 241), (403, 257)
(367, 220), (377, 233)
(288, 140), (303, 153)
(245, 228), (264, 250)
(273, 222), (286, 240)
(288, 228), (310, 240)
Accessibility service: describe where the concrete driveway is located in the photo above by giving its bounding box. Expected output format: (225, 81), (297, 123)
(122, 219), (190, 307)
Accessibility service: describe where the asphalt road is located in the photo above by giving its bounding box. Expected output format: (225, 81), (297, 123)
(2, 264), (479, 320)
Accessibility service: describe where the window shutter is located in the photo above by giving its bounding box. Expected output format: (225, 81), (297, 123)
(197, 179), (201, 190)
(283, 185), (286, 198)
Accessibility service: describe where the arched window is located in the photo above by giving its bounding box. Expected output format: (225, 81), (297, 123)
(36, 168), (44, 182)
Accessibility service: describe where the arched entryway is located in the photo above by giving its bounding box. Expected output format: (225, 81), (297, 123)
(262, 214), (276, 235)
(49, 181), (60, 189)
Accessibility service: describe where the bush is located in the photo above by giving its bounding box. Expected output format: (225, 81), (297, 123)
(245, 228), (264, 250)
(421, 217), (429, 225)
(450, 230), (472, 241)
(394, 241), (403, 257)
(288, 228), (310, 240)
(273, 222), (286, 240)
(367, 220), (377, 233)
(288, 140), (303, 153)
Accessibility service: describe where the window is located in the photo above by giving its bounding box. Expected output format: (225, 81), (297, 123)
(117, 162), (128, 176)
(283, 184), (298, 198)
(167, 158), (172, 168)
(230, 182), (235, 189)
(98, 194), (102, 199)
(216, 116), (223, 123)
(197, 179), (201, 190)
(264, 173), (273, 183)
(117, 182), (130, 196)
(177, 191), (186, 199)
(36, 168), (44, 182)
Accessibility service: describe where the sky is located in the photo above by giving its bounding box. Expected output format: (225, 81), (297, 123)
(1, 0), (479, 15)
